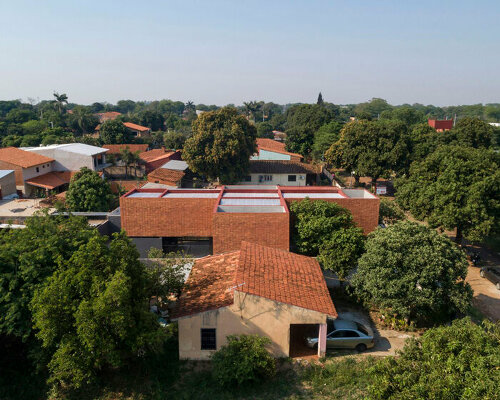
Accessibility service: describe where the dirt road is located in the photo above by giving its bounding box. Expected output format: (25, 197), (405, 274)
(466, 266), (500, 321)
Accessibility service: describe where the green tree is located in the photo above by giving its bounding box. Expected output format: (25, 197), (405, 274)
(354, 98), (392, 119)
(396, 146), (500, 243)
(256, 121), (274, 138)
(317, 92), (324, 105)
(0, 213), (94, 341)
(211, 335), (276, 387)
(312, 120), (343, 160)
(285, 104), (335, 157)
(31, 232), (166, 389)
(326, 120), (410, 186)
(163, 130), (186, 149)
(21, 120), (48, 136)
(290, 199), (364, 279)
(369, 318), (500, 400)
(183, 107), (257, 183)
(352, 222), (472, 323)
(378, 198), (405, 225)
(66, 167), (113, 212)
(119, 147), (141, 178)
(379, 106), (425, 126)
(69, 106), (99, 134)
(52, 92), (68, 114)
(137, 110), (165, 131)
(408, 122), (444, 163)
(99, 120), (131, 144)
(451, 117), (493, 148)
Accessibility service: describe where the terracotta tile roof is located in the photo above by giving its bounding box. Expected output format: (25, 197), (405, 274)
(25, 171), (75, 189)
(0, 147), (54, 168)
(256, 138), (302, 159)
(139, 149), (174, 163)
(103, 144), (149, 154)
(249, 160), (319, 174)
(124, 122), (150, 132)
(173, 251), (240, 318)
(110, 180), (146, 194)
(173, 242), (336, 319)
(148, 168), (185, 186)
(96, 111), (122, 122)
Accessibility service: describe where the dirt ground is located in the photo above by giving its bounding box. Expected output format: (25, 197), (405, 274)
(466, 265), (500, 321)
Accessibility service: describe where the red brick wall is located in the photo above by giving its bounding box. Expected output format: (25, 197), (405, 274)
(213, 212), (290, 254)
(0, 160), (23, 185)
(120, 197), (217, 237)
(285, 197), (379, 235)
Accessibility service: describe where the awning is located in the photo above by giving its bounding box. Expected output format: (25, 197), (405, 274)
(25, 172), (74, 190)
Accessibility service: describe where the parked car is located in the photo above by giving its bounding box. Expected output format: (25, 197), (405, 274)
(480, 266), (500, 290)
(306, 318), (375, 352)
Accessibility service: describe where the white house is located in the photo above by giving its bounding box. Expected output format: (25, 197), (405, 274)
(238, 160), (319, 186)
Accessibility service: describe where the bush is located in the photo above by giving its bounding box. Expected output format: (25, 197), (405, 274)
(211, 334), (276, 387)
(369, 318), (500, 399)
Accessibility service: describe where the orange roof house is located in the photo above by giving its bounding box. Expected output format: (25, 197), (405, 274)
(428, 119), (454, 132)
(123, 122), (151, 137)
(147, 168), (185, 187)
(253, 138), (303, 162)
(172, 241), (337, 360)
(96, 111), (122, 123)
(139, 149), (182, 172)
(103, 144), (149, 155)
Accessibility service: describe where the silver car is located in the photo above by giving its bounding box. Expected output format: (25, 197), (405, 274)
(306, 318), (375, 352)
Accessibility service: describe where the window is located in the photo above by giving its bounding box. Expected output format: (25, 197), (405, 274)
(287, 175), (296, 182)
(201, 328), (216, 350)
(42, 165), (45, 168)
(344, 330), (360, 337)
(244, 175), (252, 182)
(36, 167), (39, 173)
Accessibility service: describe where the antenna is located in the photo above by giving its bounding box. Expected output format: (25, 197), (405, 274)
(226, 282), (245, 292)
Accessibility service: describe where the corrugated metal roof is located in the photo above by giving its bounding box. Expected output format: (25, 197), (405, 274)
(127, 192), (162, 198)
(161, 193), (219, 198)
(282, 193), (344, 199)
(161, 160), (188, 171)
(223, 192), (279, 198)
(217, 205), (285, 213)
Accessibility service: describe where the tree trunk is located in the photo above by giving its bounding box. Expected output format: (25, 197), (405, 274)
(371, 177), (377, 194)
(455, 226), (463, 245)
(354, 174), (360, 187)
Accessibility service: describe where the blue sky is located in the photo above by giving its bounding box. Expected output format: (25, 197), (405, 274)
(0, 0), (499, 106)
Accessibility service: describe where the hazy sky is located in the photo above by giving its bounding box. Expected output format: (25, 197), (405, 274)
(1, 0), (499, 106)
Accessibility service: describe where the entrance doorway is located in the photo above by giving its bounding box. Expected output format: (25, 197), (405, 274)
(289, 324), (319, 358)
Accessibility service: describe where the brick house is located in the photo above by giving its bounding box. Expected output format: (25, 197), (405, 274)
(147, 160), (189, 187)
(123, 122), (151, 137)
(428, 119), (454, 132)
(172, 241), (337, 360)
(119, 185), (379, 257)
(139, 149), (182, 173)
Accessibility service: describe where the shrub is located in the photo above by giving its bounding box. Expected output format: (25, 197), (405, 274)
(369, 318), (500, 399)
(211, 334), (276, 387)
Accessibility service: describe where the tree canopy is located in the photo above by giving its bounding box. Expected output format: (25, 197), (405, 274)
(351, 222), (472, 323)
(396, 145), (500, 243)
(183, 107), (256, 184)
(99, 120), (131, 144)
(66, 167), (114, 212)
(312, 120), (343, 161)
(290, 199), (364, 280)
(326, 120), (410, 184)
(451, 116), (494, 148)
(369, 318), (500, 400)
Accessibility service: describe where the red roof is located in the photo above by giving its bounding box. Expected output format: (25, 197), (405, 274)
(124, 122), (150, 132)
(96, 111), (122, 122)
(147, 168), (185, 186)
(256, 138), (303, 159)
(25, 171), (75, 189)
(103, 144), (149, 154)
(139, 149), (174, 163)
(173, 242), (337, 319)
(0, 147), (54, 168)
(428, 119), (453, 131)
(110, 180), (146, 194)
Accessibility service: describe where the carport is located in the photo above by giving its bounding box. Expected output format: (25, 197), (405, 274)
(289, 323), (327, 358)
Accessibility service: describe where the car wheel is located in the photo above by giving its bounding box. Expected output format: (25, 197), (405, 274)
(480, 270), (485, 278)
(496, 283), (500, 291)
(355, 343), (367, 352)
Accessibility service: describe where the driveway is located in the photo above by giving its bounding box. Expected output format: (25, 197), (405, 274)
(466, 265), (500, 321)
(329, 307), (418, 357)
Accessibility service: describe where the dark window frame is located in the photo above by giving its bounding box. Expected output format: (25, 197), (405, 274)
(201, 328), (216, 350)
(287, 175), (296, 182)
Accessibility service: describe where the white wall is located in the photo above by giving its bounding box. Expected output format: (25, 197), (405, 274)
(237, 173), (306, 186)
(28, 148), (100, 171)
(251, 149), (291, 161)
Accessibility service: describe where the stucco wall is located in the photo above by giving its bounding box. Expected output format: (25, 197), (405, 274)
(28, 148), (97, 171)
(252, 149), (292, 161)
(177, 292), (328, 360)
(0, 171), (17, 198)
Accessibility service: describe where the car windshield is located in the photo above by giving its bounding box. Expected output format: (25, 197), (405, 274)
(356, 323), (369, 335)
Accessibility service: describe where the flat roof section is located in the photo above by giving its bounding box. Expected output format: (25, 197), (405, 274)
(282, 193), (344, 199)
(217, 205), (285, 213)
(220, 198), (281, 206)
(222, 192), (280, 198)
(162, 192), (220, 198)
(127, 192), (163, 198)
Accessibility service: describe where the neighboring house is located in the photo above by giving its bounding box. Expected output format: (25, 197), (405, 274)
(119, 185), (379, 257)
(23, 143), (109, 172)
(0, 170), (17, 199)
(0, 147), (56, 196)
(96, 111), (122, 122)
(109, 180), (146, 194)
(428, 119), (454, 131)
(147, 160), (189, 187)
(139, 149), (182, 173)
(272, 130), (286, 142)
(124, 122), (151, 137)
(172, 241), (337, 360)
(238, 160), (319, 186)
(251, 138), (303, 162)
(103, 144), (149, 157)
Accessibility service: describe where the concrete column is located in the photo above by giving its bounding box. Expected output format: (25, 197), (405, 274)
(318, 323), (327, 357)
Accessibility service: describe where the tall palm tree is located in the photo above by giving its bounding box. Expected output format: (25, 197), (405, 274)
(185, 101), (196, 112)
(53, 92), (68, 114)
